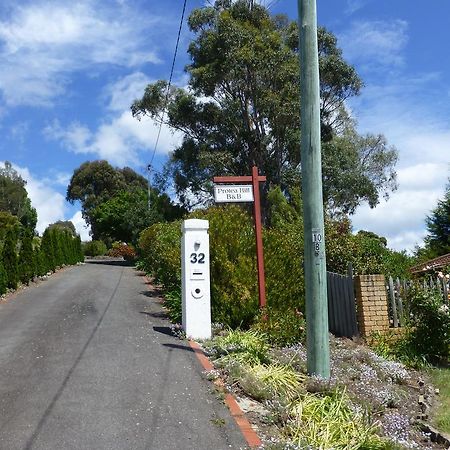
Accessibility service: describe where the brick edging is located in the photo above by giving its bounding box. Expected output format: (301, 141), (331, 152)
(188, 340), (262, 448)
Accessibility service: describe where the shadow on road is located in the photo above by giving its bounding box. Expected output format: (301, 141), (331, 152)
(140, 310), (168, 319)
(153, 326), (174, 337)
(84, 258), (134, 267)
(162, 342), (194, 352)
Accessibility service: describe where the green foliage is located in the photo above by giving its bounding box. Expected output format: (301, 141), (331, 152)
(0, 259), (7, 295)
(288, 389), (389, 450)
(66, 161), (149, 240)
(164, 289), (182, 323)
(3, 228), (19, 289)
(252, 307), (306, 347)
(370, 286), (450, 367)
(132, 1), (397, 214)
(325, 218), (413, 278)
(0, 161), (37, 232)
(139, 198), (411, 330)
(36, 227), (82, 275)
(402, 286), (450, 365)
(48, 220), (76, 235)
(0, 211), (20, 244)
(90, 189), (185, 245)
(322, 131), (397, 214)
(40, 228), (55, 273)
(139, 220), (182, 290)
(229, 362), (305, 402)
(429, 368), (450, 433)
(83, 240), (107, 257)
(192, 206), (258, 328)
(106, 242), (137, 260)
(423, 176), (450, 257)
(18, 231), (35, 285)
(205, 329), (270, 366)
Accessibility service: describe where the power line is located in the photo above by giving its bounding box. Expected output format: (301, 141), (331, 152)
(149, 0), (188, 168)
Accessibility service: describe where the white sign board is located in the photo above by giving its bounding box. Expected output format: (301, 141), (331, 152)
(214, 184), (254, 203)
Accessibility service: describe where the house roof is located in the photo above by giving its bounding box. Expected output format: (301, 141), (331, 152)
(410, 252), (450, 274)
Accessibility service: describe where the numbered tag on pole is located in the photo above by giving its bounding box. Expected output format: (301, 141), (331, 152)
(312, 228), (324, 263)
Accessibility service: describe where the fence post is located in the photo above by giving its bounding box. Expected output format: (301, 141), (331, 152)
(388, 276), (399, 328)
(395, 277), (404, 327)
(443, 278), (449, 304)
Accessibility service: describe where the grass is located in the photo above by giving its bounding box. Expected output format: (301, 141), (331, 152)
(429, 367), (450, 434)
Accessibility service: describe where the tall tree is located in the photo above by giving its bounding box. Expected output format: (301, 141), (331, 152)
(90, 189), (185, 245)
(66, 161), (148, 239)
(3, 228), (19, 289)
(48, 220), (77, 236)
(131, 0), (397, 213)
(0, 161), (37, 231)
(423, 177), (450, 257)
(19, 231), (34, 285)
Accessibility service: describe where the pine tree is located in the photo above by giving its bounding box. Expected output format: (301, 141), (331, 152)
(41, 228), (55, 273)
(0, 258), (7, 295)
(3, 228), (19, 289)
(75, 235), (83, 262)
(19, 231), (34, 285)
(51, 229), (63, 268)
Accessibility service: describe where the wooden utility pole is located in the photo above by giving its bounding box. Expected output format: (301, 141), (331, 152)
(298, 0), (330, 378)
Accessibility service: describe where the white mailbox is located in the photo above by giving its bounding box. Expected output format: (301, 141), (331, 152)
(181, 219), (211, 339)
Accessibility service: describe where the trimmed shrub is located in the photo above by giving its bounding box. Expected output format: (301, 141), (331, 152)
(402, 286), (450, 365)
(3, 228), (19, 289)
(83, 240), (107, 257)
(191, 206), (258, 328)
(0, 259), (7, 295)
(139, 220), (182, 290)
(106, 242), (137, 260)
(18, 231), (34, 285)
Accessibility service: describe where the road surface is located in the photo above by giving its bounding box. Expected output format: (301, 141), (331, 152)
(0, 261), (247, 450)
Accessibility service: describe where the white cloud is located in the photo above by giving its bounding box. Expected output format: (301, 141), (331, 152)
(44, 111), (182, 166)
(340, 20), (408, 70)
(2, 163), (65, 234)
(69, 210), (91, 241)
(346, 0), (372, 14)
(103, 72), (153, 112)
(0, 1), (164, 106)
(352, 163), (447, 251)
(1, 161), (91, 239)
(44, 72), (184, 166)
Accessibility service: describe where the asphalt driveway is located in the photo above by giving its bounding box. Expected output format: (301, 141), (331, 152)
(0, 261), (247, 450)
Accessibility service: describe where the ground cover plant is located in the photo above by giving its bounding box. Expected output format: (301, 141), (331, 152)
(201, 329), (446, 449)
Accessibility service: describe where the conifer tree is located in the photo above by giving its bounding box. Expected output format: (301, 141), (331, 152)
(0, 258), (7, 295)
(3, 228), (19, 289)
(41, 228), (55, 273)
(19, 231), (34, 285)
(75, 235), (83, 262)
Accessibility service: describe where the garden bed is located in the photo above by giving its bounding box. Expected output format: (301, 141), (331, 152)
(199, 330), (448, 449)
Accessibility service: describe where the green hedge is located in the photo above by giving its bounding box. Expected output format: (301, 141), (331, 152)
(138, 193), (413, 329)
(139, 205), (306, 328)
(82, 240), (107, 257)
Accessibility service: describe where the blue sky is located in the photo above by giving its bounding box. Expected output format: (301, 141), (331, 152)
(0, 0), (449, 251)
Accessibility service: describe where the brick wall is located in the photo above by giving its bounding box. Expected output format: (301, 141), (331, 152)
(354, 274), (390, 336)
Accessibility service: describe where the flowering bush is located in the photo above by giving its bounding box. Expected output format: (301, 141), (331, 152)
(403, 286), (450, 365)
(106, 242), (137, 260)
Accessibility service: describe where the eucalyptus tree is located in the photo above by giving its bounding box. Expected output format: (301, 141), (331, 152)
(132, 0), (397, 214)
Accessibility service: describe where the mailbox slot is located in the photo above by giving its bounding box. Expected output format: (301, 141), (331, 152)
(190, 268), (205, 280)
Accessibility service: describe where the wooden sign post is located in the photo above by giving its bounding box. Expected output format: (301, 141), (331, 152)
(213, 166), (267, 308)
